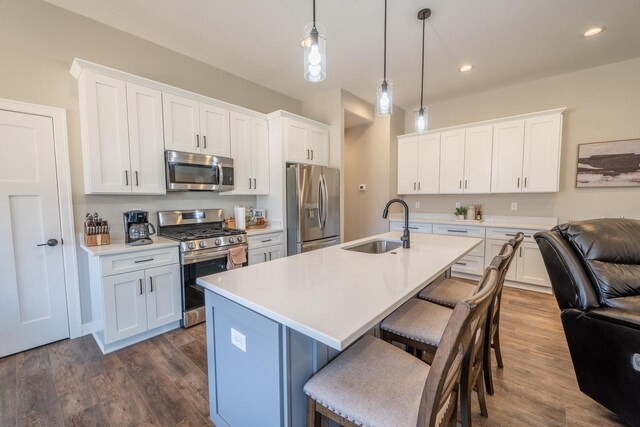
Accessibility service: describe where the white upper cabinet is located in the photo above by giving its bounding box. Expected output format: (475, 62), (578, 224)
(162, 93), (201, 153)
(491, 120), (526, 193)
(126, 83), (166, 195)
(79, 72), (131, 194)
(397, 136), (419, 194)
(227, 112), (269, 195)
(284, 117), (329, 166)
(439, 130), (466, 194)
(163, 94), (232, 157)
(200, 103), (231, 157)
(418, 133), (441, 194)
(463, 125), (493, 193)
(522, 114), (562, 193)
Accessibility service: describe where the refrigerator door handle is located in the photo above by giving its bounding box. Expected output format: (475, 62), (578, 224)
(321, 173), (329, 230)
(317, 175), (324, 230)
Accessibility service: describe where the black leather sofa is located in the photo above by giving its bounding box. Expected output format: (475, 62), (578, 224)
(535, 219), (640, 426)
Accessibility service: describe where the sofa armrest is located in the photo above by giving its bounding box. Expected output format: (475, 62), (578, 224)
(588, 308), (640, 331)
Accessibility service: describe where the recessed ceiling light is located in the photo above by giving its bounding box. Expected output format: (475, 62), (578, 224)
(583, 27), (605, 37)
(459, 64), (474, 72)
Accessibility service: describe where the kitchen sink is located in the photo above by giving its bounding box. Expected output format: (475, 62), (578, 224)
(343, 239), (402, 254)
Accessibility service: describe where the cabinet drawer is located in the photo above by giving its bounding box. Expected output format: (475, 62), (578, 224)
(389, 221), (433, 234)
(451, 255), (485, 276)
(485, 227), (538, 243)
(248, 232), (284, 250)
(100, 247), (179, 277)
(433, 225), (485, 256)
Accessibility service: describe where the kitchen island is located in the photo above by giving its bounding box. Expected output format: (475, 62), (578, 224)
(197, 231), (482, 427)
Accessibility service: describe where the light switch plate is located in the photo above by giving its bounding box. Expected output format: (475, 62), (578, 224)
(231, 328), (246, 352)
(511, 202), (518, 211)
(633, 353), (640, 372)
(415, 202), (421, 209)
(455, 202), (461, 209)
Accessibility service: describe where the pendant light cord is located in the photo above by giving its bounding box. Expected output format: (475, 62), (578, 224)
(383, 0), (387, 81)
(420, 16), (425, 108)
(313, 0), (317, 28)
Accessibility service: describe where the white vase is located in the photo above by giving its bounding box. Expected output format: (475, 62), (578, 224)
(457, 215), (465, 220)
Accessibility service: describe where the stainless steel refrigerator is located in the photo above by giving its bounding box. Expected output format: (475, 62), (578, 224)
(286, 163), (340, 255)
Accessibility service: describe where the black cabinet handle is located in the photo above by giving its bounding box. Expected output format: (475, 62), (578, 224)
(524, 177), (528, 188)
(517, 177), (520, 188)
(196, 134), (200, 148)
(261, 238), (273, 243)
(254, 178), (257, 189)
(134, 258), (154, 264)
(203, 135), (207, 149)
(149, 277), (154, 292)
(139, 278), (143, 295)
(135, 171), (139, 186)
(447, 229), (468, 233)
(307, 149), (310, 159)
(455, 262), (467, 266)
(311, 150), (314, 160)
(408, 227), (418, 230)
(249, 178), (252, 189)
(125, 170), (129, 186)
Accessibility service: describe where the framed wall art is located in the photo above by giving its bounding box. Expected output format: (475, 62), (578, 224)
(577, 138), (640, 188)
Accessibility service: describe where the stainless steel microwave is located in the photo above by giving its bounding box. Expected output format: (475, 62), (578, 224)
(165, 150), (234, 191)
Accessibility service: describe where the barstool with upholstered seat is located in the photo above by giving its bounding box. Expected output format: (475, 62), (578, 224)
(380, 247), (513, 427)
(303, 267), (500, 427)
(419, 232), (523, 395)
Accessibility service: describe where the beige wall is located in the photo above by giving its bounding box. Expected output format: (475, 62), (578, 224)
(401, 57), (640, 222)
(343, 92), (405, 242)
(0, 0), (302, 323)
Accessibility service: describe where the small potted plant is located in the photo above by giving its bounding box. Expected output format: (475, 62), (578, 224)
(455, 206), (467, 220)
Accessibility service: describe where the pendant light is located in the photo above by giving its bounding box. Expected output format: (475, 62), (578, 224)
(415, 8), (431, 133)
(303, 0), (326, 82)
(376, 0), (392, 115)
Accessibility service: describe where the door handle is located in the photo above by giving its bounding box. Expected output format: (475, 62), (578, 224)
(459, 180), (462, 189)
(465, 179), (468, 189)
(149, 277), (154, 292)
(307, 149), (310, 159)
(269, 252), (272, 261)
(263, 253), (267, 262)
(524, 177), (528, 188)
(249, 178), (252, 189)
(125, 170), (129, 186)
(139, 279), (143, 295)
(37, 239), (59, 247)
(311, 150), (314, 160)
(203, 135), (207, 149)
(418, 182), (421, 190)
(196, 134), (200, 148)
(517, 177), (520, 188)
(254, 178), (257, 189)
(135, 171), (139, 186)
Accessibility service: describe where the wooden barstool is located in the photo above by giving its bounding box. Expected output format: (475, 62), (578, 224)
(304, 268), (500, 427)
(380, 249), (512, 427)
(419, 233), (523, 394)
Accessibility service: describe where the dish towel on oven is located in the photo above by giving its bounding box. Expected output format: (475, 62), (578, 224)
(227, 246), (247, 270)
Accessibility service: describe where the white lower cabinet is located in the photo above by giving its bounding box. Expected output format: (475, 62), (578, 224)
(87, 247), (182, 353)
(514, 242), (551, 288)
(247, 231), (285, 265)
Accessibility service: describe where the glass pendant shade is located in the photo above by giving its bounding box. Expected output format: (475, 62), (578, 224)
(376, 79), (393, 115)
(303, 23), (326, 82)
(415, 106), (428, 133)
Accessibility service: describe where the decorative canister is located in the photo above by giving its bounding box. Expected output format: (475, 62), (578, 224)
(466, 205), (476, 220)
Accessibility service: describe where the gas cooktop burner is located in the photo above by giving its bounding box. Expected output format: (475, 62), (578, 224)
(162, 228), (245, 241)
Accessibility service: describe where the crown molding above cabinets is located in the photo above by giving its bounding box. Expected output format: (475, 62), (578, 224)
(398, 108), (565, 195)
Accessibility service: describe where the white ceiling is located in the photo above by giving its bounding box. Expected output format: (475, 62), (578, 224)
(45, 0), (640, 110)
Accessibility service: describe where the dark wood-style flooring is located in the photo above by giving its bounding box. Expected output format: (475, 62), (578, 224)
(0, 288), (628, 426)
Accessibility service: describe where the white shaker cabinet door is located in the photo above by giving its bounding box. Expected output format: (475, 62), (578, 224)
(285, 119), (309, 163)
(439, 130), (465, 194)
(103, 270), (147, 344)
(515, 242), (552, 288)
(417, 133), (440, 194)
(464, 125), (493, 193)
(491, 120), (525, 193)
(145, 264), (182, 330)
(251, 118), (270, 195)
(248, 248), (268, 265)
(267, 245), (286, 262)
(162, 93), (200, 153)
(200, 103), (231, 157)
(126, 83), (166, 195)
(397, 136), (419, 194)
(80, 71), (131, 194)
(307, 126), (329, 166)
(522, 114), (562, 193)
(230, 112), (252, 192)
(485, 239), (516, 281)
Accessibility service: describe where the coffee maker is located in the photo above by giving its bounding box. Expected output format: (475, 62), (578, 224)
(123, 210), (156, 246)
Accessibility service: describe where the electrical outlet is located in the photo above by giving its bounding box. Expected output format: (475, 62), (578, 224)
(415, 202), (421, 209)
(511, 203), (518, 211)
(358, 184), (366, 191)
(231, 328), (246, 352)
(455, 202), (461, 209)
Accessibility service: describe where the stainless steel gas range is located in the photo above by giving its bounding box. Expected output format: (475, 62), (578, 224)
(157, 209), (248, 327)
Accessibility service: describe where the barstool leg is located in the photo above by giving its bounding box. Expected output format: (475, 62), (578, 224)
(476, 374), (488, 418)
(493, 325), (504, 369)
(307, 397), (321, 426)
(460, 375), (473, 427)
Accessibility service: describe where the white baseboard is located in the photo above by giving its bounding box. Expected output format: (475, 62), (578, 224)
(91, 321), (181, 354)
(81, 321), (95, 336)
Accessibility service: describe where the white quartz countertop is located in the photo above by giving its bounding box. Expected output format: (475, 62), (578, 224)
(80, 235), (179, 256)
(197, 232), (481, 350)
(245, 227), (284, 237)
(388, 213), (558, 231)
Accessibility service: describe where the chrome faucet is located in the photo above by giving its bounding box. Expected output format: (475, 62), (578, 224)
(382, 199), (410, 249)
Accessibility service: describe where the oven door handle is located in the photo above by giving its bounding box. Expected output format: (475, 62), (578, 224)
(182, 249), (230, 265)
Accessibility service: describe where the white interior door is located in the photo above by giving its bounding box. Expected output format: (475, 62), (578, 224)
(0, 110), (69, 357)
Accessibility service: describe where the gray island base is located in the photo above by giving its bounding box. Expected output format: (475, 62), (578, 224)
(198, 232), (482, 426)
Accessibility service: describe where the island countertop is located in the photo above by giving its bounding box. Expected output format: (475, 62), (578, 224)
(197, 231), (481, 350)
